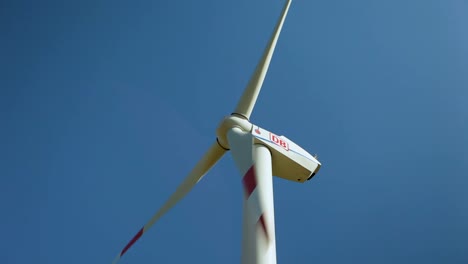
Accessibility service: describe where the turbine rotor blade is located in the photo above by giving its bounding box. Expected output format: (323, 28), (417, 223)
(233, 0), (292, 119)
(112, 141), (226, 264)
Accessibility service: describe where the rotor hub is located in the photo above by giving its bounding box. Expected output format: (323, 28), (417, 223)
(216, 115), (253, 150)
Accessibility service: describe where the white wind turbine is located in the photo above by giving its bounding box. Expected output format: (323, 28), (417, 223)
(112, 0), (321, 263)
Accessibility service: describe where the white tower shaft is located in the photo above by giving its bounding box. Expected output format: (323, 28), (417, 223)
(228, 128), (277, 264)
(242, 144), (276, 264)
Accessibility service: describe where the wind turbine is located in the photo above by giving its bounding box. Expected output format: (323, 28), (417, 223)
(112, 0), (321, 263)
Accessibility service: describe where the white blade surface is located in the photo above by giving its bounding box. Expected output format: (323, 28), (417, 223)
(233, 0), (292, 119)
(112, 142), (226, 264)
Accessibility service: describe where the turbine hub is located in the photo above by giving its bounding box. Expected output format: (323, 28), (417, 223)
(216, 115), (252, 150)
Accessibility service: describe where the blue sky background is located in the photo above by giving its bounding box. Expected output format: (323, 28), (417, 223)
(1, 0), (467, 263)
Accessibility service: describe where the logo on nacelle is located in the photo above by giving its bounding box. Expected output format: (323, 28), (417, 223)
(254, 126), (261, 134)
(269, 133), (289, 151)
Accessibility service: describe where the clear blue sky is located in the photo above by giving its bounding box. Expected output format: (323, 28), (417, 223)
(1, 0), (467, 263)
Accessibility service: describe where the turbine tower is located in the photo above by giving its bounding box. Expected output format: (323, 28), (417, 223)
(112, 0), (321, 263)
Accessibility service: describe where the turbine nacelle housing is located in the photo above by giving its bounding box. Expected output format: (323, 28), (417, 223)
(251, 125), (321, 183)
(216, 115), (321, 183)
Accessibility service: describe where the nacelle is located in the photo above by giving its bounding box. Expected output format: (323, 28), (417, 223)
(251, 125), (321, 183)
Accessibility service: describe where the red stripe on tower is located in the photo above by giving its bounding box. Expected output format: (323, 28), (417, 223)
(121, 227), (144, 256)
(242, 165), (270, 243)
(242, 165), (257, 198)
(258, 214), (270, 242)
